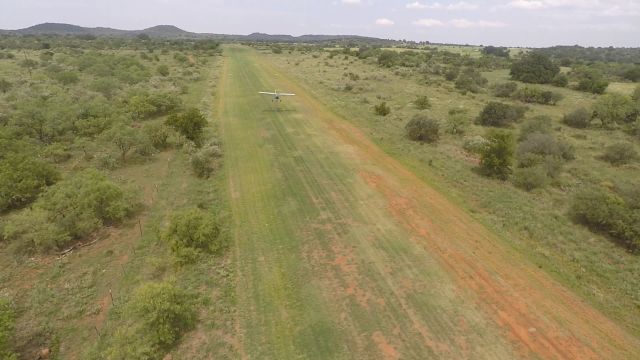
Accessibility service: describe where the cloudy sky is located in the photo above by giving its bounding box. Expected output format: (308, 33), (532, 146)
(0, 0), (639, 47)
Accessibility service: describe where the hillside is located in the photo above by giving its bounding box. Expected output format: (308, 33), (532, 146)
(0, 22), (394, 43)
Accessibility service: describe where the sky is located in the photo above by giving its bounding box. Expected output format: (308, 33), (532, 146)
(0, 0), (639, 47)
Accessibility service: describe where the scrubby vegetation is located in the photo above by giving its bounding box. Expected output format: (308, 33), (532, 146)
(405, 114), (440, 143)
(476, 101), (526, 127)
(163, 207), (223, 264)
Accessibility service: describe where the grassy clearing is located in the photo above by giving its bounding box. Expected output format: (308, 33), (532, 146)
(264, 47), (640, 339)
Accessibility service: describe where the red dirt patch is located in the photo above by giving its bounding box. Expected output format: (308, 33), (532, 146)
(372, 331), (400, 360)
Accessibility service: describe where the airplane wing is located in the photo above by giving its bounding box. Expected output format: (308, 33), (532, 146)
(278, 93), (296, 96)
(259, 92), (277, 95)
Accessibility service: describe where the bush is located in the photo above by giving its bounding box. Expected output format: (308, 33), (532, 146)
(156, 64), (170, 77)
(551, 73), (568, 87)
(445, 108), (468, 135)
(462, 135), (490, 154)
(144, 122), (173, 150)
(2, 209), (70, 253)
(632, 85), (640, 102)
(601, 142), (638, 166)
(518, 133), (575, 161)
(102, 124), (142, 162)
(164, 208), (223, 264)
(510, 52), (560, 84)
(479, 130), (514, 180)
(573, 67), (609, 94)
(129, 92), (182, 120)
(0, 297), (17, 360)
(166, 108), (208, 145)
(38, 169), (138, 240)
(593, 93), (637, 128)
(569, 187), (639, 250)
(413, 96), (431, 110)
(476, 101), (526, 127)
(455, 68), (488, 94)
(190, 144), (222, 178)
(373, 102), (391, 116)
(127, 282), (197, 350)
(405, 115), (440, 143)
(623, 66), (640, 82)
(0, 155), (60, 212)
(519, 115), (552, 141)
(492, 82), (518, 98)
(563, 108), (591, 128)
(512, 165), (549, 191)
(512, 87), (563, 105)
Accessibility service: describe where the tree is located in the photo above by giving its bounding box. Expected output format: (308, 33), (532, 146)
(2, 209), (70, 253)
(601, 142), (638, 166)
(405, 115), (440, 143)
(622, 66), (640, 82)
(476, 101), (526, 127)
(455, 67), (488, 94)
(492, 82), (518, 98)
(479, 130), (514, 180)
(593, 93), (637, 128)
(103, 124), (141, 162)
(482, 46), (510, 58)
(165, 108), (208, 145)
(573, 66), (609, 94)
(512, 87), (563, 105)
(55, 71), (80, 86)
(157, 64), (170, 77)
(0, 155), (60, 211)
(90, 78), (120, 99)
(378, 50), (399, 67)
(510, 52), (560, 84)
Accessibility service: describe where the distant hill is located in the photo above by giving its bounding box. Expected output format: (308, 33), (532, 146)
(0, 23), (395, 44)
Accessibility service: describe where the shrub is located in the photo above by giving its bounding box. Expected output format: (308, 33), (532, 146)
(156, 64), (170, 76)
(144, 122), (173, 150)
(2, 209), (70, 253)
(413, 96), (431, 110)
(378, 50), (399, 68)
(190, 144), (222, 178)
(600, 142), (638, 166)
(0, 79), (12, 94)
(445, 108), (468, 135)
(444, 67), (459, 81)
(38, 169), (138, 239)
(569, 187), (639, 250)
(455, 68), (488, 94)
(492, 82), (518, 98)
(623, 66), (640, 82)
(476, 101), (526, 127)
(129, 92), (182, 120)
(519, 115), (552, 141)
(632, 85), (640, 102)
(593, 93), (637, 128)
(0, 297), (17, 360)
(573, 67), (609, 94)
(163, 207), (223, 264)
(512, 87), (563, 105)
(102, 124), (142, 162)
(551, 73), (568, 87)
(563, 108), (591, 129)
(512, 165), (549, 191)
(373, 102), (391, 116)
(510, 52), (560, 84)
(0, 155), (60, 212)
(123, 282), (196, 353)
(479, 130), (514, 180)
(405, 115), (440, 143)
(518, 133), (575, 161)
(462, 135), (489, 154)
(166, 108), (208, 145)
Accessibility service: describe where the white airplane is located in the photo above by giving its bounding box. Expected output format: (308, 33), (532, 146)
(259, 90), (296, 102)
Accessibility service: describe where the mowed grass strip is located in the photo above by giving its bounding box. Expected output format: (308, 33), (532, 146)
(220, 46), (518, 359)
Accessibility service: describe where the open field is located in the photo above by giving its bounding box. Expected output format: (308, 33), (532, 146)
(219, 45), (640, 358)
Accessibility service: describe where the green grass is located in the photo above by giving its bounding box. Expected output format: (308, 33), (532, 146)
(265, 48), (640, 339)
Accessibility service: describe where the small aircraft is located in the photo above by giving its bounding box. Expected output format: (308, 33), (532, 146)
(259, 90), (296, 102)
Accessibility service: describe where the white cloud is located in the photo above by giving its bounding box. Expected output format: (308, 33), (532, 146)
(375, 18), (395, 26)
(412, 18), (445, 27)
(406, 1), (478, 11)
(341, 0), (362, 5)
(413, 18), (507, 28)
(450, 19), (506, 28)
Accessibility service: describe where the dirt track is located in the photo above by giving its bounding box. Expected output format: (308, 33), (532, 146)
(219, 46), (640, 359)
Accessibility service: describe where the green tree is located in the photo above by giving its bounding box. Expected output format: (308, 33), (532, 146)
(103, 124), (141, 162)
(2, 209), (70, 253)
(593, 93), (637, 128)
(510, 52), (559, 84)
(476, 101), (526, 127)
(573, 66), (609, 94)
(563, 108), (592, 129)
(165, 108), (208, 145)
(601, 142), (638, 166)
(156, 64), (170, 77)
(405, 115), (440, 143)
(0, 155), (60, 211)
(378, 50), (399, 68)
(479, 130), (514, 180)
